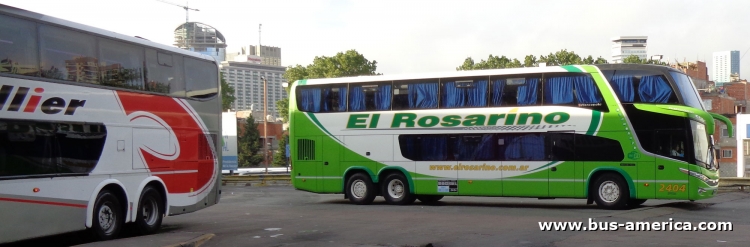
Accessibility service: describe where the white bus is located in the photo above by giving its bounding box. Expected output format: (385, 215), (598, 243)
(0, 4), (222, 243)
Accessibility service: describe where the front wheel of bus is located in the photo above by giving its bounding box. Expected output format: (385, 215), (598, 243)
(92, 190), (123, 240)
(135, 186), (164, 235)
(346, 173), (376, 205)
(593, 173), (629, 210)
(382, 173), (415, 205)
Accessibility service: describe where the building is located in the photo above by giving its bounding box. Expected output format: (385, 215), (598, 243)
(221, 60), (287, 117)
(227, 45), (281, 66)
(174, 22), (227, 62)
(611, 36), (648, 63)
(712, 50), (740, 85)
(702, 79), (750, 177)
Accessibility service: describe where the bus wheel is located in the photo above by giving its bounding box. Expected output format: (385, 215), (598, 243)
(382, 173), (415, 205)
(346, 173), (376, 205)
(593, 173), (629, 210)
(91, 190), (123, 240)
(416, 195), (444, 204)
(135, 186), (164, 235)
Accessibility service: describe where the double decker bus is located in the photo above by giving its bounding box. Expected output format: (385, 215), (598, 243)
(0, 4), (221, 243)
(289, 63), (732, 210)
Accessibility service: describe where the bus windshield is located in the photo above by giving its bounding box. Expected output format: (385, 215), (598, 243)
(671, 72), (705, 110)
(691, 121), (713, 169)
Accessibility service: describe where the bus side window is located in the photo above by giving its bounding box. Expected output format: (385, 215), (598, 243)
(490, 77), (541, 107)
(185, 57), (218, 99)
(544, 74), (606, 111)
(39, 24), (97, 83)
(350, 83), (391, 111)
(608, 70), (678, 104)
(392, 80), (438, 110)
(146, 50), (185, 97)
(99, 38), (145, 90)
(0, 14), (39, 77)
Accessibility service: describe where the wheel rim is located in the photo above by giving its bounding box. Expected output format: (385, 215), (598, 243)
(98, 203), (116, 234)
(387, 179), (405, 199)
(351, 180), (367, 199)
(598, 181), (620, 203)
(141, 197), (159, 226)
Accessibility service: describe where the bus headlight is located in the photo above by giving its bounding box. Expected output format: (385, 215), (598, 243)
(679, 168), (718, 186)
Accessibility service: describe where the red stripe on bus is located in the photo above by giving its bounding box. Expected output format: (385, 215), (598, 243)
(0, 197), (87, 208)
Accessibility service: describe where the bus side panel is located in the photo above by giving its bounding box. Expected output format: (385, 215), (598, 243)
(293, 136), (321, 192)
(502, 161), (548, 197)
(414, 161), (457, 195)
(457, 161), (502, 196)
(549, 162), (576, 198)
(318, 136), (342, 193)
(636, 160), (656, 199)
(0, 199), (86, 244)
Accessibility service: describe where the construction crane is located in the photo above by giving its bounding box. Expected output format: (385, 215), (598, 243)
(156, 0), (199, 48)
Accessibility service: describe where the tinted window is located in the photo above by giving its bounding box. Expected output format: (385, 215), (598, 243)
(393, 80), (438, 110)
(296, 85), (347, 113)
(146, 49), (185, 96)
(489, 76), (541, 106)
(575, 134), (624, 161)
(185, 57), (218, 99)
(0, 119), (106, 178)
(607, 70), (678, 104)
(544, 74), (606, 111)
(40, 25), (97, 83)
(349, 83), (391, 111)
(440, 77), (488, 108)
(99, 38), (145, 90)
(0, 15), (38, 76)
(671, 72), (704, 110)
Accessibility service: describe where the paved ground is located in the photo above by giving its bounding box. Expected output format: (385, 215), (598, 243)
(5, 186), (750, 247)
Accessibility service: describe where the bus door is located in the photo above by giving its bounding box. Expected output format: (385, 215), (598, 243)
(548, 132), (576, 198)
(318, 136), (342, 193)
(294, 136), (321, 192)
(654, 129), (689, 199)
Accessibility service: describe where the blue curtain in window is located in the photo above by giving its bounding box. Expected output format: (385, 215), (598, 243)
(455, 134), (494, 160)
(611, 75), (634, 102)
(321, 87), (332, 112)
(517, 78), (539, 106)
(467, 80), (488, 107)
(421, 136), (447, 161)
(545, 77), (574, 104)
(491, 79), (505, 106)
(336, 86), (347, 111)
(505, 134), (545, 161)
(442, 82), (464, 108)
(374, 84), (392, 110)
(573, 76), (602, 104)
(442, 80), (487, 108)
(639, 75), (671, 103)
(408, 82), (438, 109)
(300, 88), (321, 112)
(349, 86), (365, 111)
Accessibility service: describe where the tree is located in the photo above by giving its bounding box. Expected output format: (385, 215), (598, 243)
(594, 57), (609, 64)
(622, 55), (668, 65)
(220, 72), (236, 111)
(457, 50), (610, 71)
(238, 115), (263, 167)
(272, 133), (289, 167)
(278, 49), (380, 122)
(523, 55), (537, 67)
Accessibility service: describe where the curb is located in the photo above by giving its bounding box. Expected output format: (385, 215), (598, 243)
(163, 233), (215, 247)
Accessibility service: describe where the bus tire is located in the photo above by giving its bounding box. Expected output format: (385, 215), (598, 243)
(382, 173), (415, 205)
(593, 173), (629, 210)
(91, 189), (123, 240)
(135, 186), (164, 235)
(346, 173), (376, 205)
(416, 195), (444, 204)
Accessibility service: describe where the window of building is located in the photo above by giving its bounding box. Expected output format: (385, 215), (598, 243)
(723, 149), (733, 158)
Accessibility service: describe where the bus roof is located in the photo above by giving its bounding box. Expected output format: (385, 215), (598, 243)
(0, 4), (217, 63)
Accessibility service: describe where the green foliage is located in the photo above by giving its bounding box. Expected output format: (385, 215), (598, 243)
(272, 133), (289, 167)
(279, 49), (380, 122)
(220, 72), (236, 111)
(238, 115), (263, 167)
(622, 55), (669, 65)
(457, 50), (610, 70)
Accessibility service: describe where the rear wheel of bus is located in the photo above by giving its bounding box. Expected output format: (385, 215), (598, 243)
(135, 186), (164, 235)
(382, 173), (415, 205)
(91, 189), (123, 240)
(346, 173), (376, 205)
(592, 173), (629, 210)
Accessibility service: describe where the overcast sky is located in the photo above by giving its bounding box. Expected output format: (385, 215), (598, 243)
(4, 0), (750, 79)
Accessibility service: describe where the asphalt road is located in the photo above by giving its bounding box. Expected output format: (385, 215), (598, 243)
(6, 186), (750, 247)
(166, 186), (750, 247)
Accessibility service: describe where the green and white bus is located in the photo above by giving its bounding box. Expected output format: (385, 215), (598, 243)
(289, 64), (732, 209)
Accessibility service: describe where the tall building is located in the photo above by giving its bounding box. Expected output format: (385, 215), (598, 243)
(221, 59), (287, 118)
(174, 22), (227, 62)
(611, 36), (648, 63)
(712, 50), (740, 85)
(227, 45), (281, 66)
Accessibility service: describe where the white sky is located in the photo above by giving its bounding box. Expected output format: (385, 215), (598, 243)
(4, 0), (750, 79)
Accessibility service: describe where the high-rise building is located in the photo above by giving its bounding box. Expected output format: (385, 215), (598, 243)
(712, 51), (740, 85)
(227, 45), (281, 66)
(611, 36), (648, 63)
(221, 60), (287, 117)
(174, 22), (227, 62)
